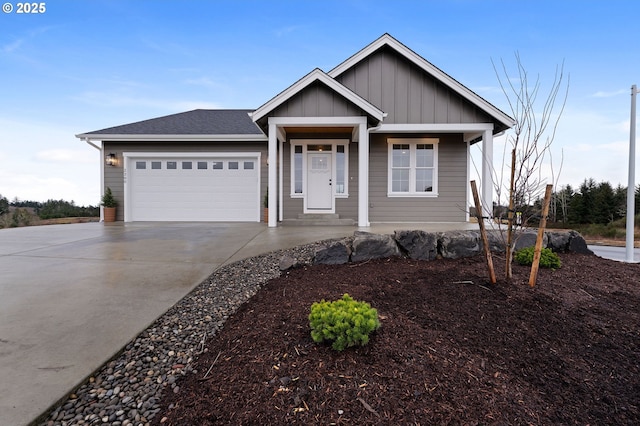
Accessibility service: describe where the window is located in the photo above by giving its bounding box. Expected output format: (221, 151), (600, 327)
(336, 145), (346, 194)
(135, 161), (146, 169)
(293, 145), (303, 194)
(212, 161), (223, 170)
(151, 161), (161, 170)
(228, 161), (239, 170)
(243, 161), (254, 170)
(167, 161), (177, 169)
(290, 141), (349, 197)
(388, 138), (438, 196)
(197, 161), (207, 170)
(182, 161), (192, 169)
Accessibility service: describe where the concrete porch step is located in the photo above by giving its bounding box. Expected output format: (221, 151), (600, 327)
(282, 213), (356, 226)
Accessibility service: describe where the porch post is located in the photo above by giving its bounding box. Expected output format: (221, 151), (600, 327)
(268, 121), (278, 227)
(358, 121), (370, 226)
(481, 128), (494, 218)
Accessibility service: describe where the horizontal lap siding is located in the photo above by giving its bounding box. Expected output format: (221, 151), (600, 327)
(281, 142), (300, 219)
(368, 134), (467, 222)
(103, 141), (268, 221)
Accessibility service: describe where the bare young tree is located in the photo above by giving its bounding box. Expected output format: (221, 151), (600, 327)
(491, 53), (569, 279)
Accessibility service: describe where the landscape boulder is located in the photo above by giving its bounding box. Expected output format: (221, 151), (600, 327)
(314, 240), (351, 265)
(351, 232), (400, 262)
(394, 230), (438, 260)
(567, 230), (593, 255)
(514, 231), (548, 251)
(546, 231), (573, 252)
(438, 230), (481, 259)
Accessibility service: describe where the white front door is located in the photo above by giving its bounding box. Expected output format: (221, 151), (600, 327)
(306, 152), (333, 211)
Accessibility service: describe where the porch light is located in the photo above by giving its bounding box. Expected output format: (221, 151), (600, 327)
(106, 153), (117, 167)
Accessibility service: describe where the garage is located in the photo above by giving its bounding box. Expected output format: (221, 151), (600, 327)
(124, 152), (261, 222)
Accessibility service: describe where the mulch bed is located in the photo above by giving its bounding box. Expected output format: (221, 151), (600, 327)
(154, 253), (640, 425)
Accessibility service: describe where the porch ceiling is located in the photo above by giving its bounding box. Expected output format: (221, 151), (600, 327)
(283, 126), (353, 134)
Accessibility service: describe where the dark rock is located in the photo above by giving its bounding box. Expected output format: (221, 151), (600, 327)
(314, 240), (351, 265)
(546, 231), (572, 252)
(514, 231), (547, 251)
(568, 231), (593, 255)
(351, 233), (400, 262)
(394, 230), (438, 260)
(484, 230), (506, 253)
(438, 231), (481, 259)
(279, 255), (297, 271)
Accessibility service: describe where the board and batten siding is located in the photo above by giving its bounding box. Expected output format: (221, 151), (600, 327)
(368, 134), (468, 222)
(102, 141), (268, 221)
(270, 81), (365, 118)
(335, 45), (495, 125)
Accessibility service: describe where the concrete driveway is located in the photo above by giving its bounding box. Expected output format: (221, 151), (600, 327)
(0, 221), (378, 426)
(0, 221), (476, 426)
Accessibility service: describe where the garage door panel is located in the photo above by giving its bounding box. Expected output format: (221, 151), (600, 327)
(128, 155), (260, 222)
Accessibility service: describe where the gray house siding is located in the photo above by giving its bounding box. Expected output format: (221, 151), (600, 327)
(103, 141), (268, 221)
(281, 137), (359, 220)
(271, 82), (365, 118)
(335, 46), (495, 125)
(368, 133), (468, 222)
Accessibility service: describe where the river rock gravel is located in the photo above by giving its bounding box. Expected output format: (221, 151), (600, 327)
(39, 242), (325, 426)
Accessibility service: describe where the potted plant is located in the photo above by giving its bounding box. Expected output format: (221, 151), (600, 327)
(101, 187), (118, 222)
(263, 189), (268, 223)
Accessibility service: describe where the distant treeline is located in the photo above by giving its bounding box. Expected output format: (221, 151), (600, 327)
(0, 195), (99, 220)
(549, 179), (640, 225)
(493, 178), (640, 226)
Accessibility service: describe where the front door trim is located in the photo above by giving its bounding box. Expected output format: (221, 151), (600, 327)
(290, 139), (349, 215)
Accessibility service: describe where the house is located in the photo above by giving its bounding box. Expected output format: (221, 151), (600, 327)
(77, 34), (513, 227)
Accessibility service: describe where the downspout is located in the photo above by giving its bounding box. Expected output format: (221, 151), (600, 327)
(82, 137), (105, 222)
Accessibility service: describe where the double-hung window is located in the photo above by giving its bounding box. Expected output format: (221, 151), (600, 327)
(388, 138), (438, 196)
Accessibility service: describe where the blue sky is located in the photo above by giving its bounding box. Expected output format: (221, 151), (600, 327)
(1, 0), (639, 206)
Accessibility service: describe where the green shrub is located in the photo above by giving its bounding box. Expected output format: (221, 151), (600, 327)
(514, 246), (561, 269)
(309, 294), (380, 351)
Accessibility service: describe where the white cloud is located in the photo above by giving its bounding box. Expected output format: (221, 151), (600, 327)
(591, 89), (627, 98)
(1, 38), (24, 53)
(35, 149), (96, 164)
(183, 77), (225, 89)
(274, 26), (303, 37)
(0, 170), (98, 205)
(72, 91), (220, 112)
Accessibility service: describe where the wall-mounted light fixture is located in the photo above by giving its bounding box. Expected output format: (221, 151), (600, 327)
(106, 153), (117, 167)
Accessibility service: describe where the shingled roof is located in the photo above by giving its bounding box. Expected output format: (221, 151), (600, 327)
(77, 109), (264, 138)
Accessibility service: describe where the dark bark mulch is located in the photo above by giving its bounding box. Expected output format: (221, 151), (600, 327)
(154, 253), (640, 425)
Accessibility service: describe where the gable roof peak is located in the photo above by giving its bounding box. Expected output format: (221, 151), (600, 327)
(250, 67), (385, 125)
(329, 34), (514, 130)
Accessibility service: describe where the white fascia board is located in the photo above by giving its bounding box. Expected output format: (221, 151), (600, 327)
(371, 123), (494, 133)
(269, 116), (368, 126)
(123, 152), (262, 159)
(250, 69), (385, 123)
(329, 34), (515, 129)
(76, 134), (267, 142)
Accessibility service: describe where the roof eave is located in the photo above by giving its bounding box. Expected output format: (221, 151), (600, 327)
(329, 33), (514, 131)
(76, 134), (268, 142)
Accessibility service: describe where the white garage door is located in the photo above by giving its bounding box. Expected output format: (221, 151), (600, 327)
(125, 154), (260, 222)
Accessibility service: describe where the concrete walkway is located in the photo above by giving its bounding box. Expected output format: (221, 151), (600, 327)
(0, 221), (475, 426)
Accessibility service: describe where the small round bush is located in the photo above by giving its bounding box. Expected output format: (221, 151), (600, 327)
(514, 246), (561, 269)
(309, 294), (380, 351)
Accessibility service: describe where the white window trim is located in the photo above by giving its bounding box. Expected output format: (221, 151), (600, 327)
(289, 139), (350, 198)
(387, 138), (439, 197)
